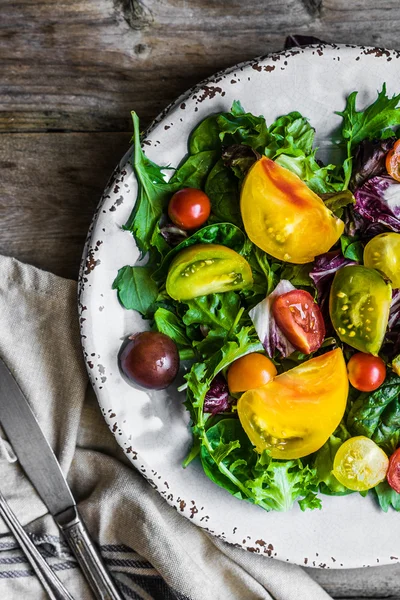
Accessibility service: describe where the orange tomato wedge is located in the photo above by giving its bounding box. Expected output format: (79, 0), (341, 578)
(386, 139), (400, 182)
(237, 348), (348, 459)
(240, 157), (344, 264)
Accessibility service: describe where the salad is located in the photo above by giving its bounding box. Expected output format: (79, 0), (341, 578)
(113, 85), (400, 513)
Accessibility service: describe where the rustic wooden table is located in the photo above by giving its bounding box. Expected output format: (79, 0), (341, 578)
(1, 0), (400, 597)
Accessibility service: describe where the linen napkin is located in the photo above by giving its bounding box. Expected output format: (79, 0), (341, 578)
(0, 254), (332, 600)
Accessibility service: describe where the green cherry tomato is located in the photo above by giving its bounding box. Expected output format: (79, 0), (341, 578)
(364, 232), (400, 289)
(166, 243), (253, 301)
(329, 265), (392, 355)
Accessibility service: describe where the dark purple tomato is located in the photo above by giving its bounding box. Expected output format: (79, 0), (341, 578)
(120, 331), (179, 390)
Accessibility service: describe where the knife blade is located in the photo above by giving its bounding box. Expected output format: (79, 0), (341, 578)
(0, 357), (123, 600)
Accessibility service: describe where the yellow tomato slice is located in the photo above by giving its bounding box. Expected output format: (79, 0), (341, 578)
(333, 436), (388, 491)
(240, 157), (344, 264)
(237, 348), (348, 459)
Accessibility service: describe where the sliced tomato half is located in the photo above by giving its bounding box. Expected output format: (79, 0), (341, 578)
(272, 289), (325, 354)
(387, 448), (400, 493)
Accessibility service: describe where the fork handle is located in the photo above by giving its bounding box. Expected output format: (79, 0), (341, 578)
(0, 490), (74, 600)
(58, 508), (122, 600)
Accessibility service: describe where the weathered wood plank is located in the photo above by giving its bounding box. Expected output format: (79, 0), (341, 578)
(308, 564), (400, 598)
(0, 132), (130, 278)
(1, 0), (400, 133)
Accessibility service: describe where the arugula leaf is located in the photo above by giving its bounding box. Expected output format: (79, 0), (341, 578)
(169, 150), (217, 189)
(124, 112), (174, 255)
(204, 159), (242, 226)
(112, 265), (158, 315)
(347, 373), (400, 453)
(189, 115), (221, 154)
(374, 481), (400, 512)
(336, 84), (400, 188)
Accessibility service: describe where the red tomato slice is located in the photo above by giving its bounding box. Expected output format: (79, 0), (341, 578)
(272, 290), (326, 354)
(387, 448), (400, 493)
(386, 139), (400, 183)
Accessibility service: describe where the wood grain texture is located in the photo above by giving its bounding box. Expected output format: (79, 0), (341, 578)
(2, 0), (400, 596)
(1, 0), (400, 132)
(0, 132), (130, 278)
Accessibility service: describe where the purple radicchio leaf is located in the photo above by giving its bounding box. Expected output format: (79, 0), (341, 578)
(350, 138), (396, 190)
(204, 374), (230, 415)
(249, 280), (296, 358)
(354, 175), (400, 233)
(159, 222), (188, 247)
(388, 289), (400, 331)
(310, 251), (356, 311)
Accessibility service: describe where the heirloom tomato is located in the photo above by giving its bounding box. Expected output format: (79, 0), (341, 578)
(237, 348), (348, 459)
(227, 353), (277, 394)
(240, 157), (344, 264)
(333, 436), (388, 491)
(166, 244), (253, 301)
(364, 232), (400, 289)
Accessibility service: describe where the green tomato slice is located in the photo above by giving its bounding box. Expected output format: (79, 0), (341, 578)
(329, 265), (392, 355)
(333, 436), (388, 491)
(364, 232), (400, 289)
(166, 243), (253, 301)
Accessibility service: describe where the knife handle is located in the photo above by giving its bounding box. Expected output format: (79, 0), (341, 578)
(58, 508), (123, 600)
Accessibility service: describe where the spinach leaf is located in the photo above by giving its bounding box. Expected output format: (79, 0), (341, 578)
(321, 189), (356, 218)
(189, 115), (221, 154)
(374, 481), (400, 512)
(340, 235), (364, 262)
(124, 112), (175, 255)
(336, 84), (400, 188)
(169, 150), (217, 189)
(280, 263), (313, 289)
(112, 265), (158, 315)
(183, 292), (241, 334)
(152, 222), (248, 284)
(204, 159), (242, 226)
(347, 372), (400, 453)
(154, 307), (194, 360)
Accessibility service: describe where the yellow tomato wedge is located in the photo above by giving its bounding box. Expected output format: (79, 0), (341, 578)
(240, 157), (344, 264)
(237, 348), (348, 459)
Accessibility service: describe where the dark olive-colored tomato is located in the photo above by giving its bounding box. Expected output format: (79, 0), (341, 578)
(168, 188), (211, 230)
(120, 331), (179, 390)
(387, 448), (400, 493)
(347, 352), (386, 392)
(329, 265), (392, 355)
(166, 243), (253, 301)
(272, 290), (325, 354)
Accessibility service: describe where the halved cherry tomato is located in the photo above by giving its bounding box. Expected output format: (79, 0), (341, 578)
(168, 188), (211, 230)
(227, 353), (277, 393)
(240, 157), (344, 263)
(272, 290), (325, 354)
(237, 348), (348, 459)
(387, 448), (400, 493)
(364, 232), (400, 289)
(386, 139), (400, 182)
(347, 352), (386, 392)
(332, 436), (388, 491)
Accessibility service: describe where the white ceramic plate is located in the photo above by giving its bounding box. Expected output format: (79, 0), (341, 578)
(79, 43), (400, 569)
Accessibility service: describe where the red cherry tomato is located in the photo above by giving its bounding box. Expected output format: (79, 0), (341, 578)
(272, 290), (326, 354)
(347, 352), (386, 392)
(387, 448), (400, 493)
(386, 139), (400, 182)
(168, 188), (211, 230)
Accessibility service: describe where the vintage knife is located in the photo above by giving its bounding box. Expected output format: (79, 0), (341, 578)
(0, 357), (123, 600)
